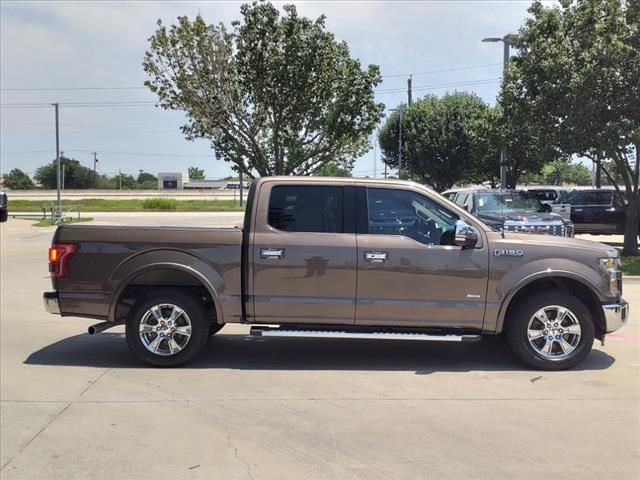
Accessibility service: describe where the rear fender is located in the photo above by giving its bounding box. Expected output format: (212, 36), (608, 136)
(107, 249), (224, 323)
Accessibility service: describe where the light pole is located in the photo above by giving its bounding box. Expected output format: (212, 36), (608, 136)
(483, 35), (514, 190)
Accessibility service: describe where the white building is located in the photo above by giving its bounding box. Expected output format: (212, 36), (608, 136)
(158, 172), (188, 190)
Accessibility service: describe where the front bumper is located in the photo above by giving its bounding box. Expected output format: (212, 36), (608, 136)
(602, 300), (629, 333)
(43, 291), (60, 315)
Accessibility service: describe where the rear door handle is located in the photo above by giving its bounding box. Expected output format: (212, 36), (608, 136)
(365, 251), (388, 263)
(261, 248), (285, 259)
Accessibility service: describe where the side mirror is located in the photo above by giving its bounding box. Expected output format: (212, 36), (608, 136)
(542, 203), (552, 212)
(454, 220), (478, 249)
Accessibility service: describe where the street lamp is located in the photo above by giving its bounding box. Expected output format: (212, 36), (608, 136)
(483, 35), (515, 190)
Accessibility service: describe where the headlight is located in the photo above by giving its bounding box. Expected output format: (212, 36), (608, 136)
(599, 257), (618, 270)
(600, 251), (622, 296)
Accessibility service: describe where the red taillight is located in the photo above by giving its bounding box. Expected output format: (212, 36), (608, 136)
(49, 243), (77, 280)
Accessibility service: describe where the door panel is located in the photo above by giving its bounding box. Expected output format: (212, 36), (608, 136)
(251, 183), (357, 325)
(356, 235), (489, 329)
(355, 186), (489, 330)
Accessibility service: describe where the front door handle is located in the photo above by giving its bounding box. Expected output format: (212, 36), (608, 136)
(365, 251), (388, 263)
(260, 248), (285, 259)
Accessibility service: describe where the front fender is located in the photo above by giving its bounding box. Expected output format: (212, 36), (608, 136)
(107, 248), (224, 323)
(492, 258), (607, 333)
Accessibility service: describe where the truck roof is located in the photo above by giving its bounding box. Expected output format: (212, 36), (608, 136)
(254, 176), (433, 190)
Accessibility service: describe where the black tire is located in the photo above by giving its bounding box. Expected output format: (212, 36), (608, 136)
(0, 210), (7, 223)
(126, 290), (210, 367)
(506, 292), (595, 370)
(208, 323), (224, 336)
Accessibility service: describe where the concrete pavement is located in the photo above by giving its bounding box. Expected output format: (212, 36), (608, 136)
(1, 216), (638, 480)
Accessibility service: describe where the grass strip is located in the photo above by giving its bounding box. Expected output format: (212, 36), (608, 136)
(32, 217), (94, 227)
(8, 199), (245, 212)
(621, 256), (640, 276)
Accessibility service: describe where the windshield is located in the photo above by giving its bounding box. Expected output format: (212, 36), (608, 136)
(476, 193), (544, 213)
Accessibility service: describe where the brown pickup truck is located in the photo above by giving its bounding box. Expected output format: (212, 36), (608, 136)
(43, 177), (629, 370)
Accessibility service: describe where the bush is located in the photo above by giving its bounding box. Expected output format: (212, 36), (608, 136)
(3, 169), (35, 189)
(142, 198), (178, 210)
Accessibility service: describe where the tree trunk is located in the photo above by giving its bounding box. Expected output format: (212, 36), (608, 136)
(622, 193), (640, 256)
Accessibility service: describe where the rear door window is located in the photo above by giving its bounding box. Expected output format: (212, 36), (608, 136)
(268, 185), (344, 233)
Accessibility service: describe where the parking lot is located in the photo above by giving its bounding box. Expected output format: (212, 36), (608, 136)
(1, 215), (638, 480)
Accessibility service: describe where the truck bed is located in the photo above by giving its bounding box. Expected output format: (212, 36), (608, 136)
(52, 224), (244, 322)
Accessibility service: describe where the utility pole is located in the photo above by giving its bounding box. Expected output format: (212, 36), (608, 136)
(482, 35), (513, 189)
(60, 150), (65, 191)
(407, 75), (412, 106)
(92, 152), (98, 187)
(119, 168), (122, 190)
(53, 103), (61, 219)
(373, 134), (377, 179)
(398, 107), (404, 179)
(388, 107), (405, 179)
(239, 171), (244, 207)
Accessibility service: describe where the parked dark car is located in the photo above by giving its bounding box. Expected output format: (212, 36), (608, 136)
(0, 191), (7, 222)
(563, 189), (630, 234)
(452, 189), (574, 237)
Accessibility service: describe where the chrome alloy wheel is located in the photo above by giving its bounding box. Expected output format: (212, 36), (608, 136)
(139, 303), (192, 356)
(526, 305), (582, 361)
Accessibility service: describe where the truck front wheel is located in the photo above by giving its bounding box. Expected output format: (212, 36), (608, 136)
(506, 292), (595, 370)
(126, 290), (210, 367)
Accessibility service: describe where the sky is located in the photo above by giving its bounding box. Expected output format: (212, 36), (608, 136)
(0, 0), (551, 180)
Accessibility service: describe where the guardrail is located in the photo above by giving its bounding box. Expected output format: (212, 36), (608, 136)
(12, 203), (84, 224)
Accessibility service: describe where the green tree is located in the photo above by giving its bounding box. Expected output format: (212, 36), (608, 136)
(543, 159), (592, 186)
(137, 172), (157, 183)
(143, 2), (383, 177)
(34, 157), (96, 189)
(378, 93), (493, 192)
(137, 172), (158, 189)
(313, 159), (353, 177)
(505, 0), (639, 254)
(188, 166), (206, 180)
(495, 97), (567, 188)
(3, 169), (35, 190)
(522, 159), (593, 186)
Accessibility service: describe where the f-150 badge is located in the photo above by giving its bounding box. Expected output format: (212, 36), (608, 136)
(494, 249), (524, 257)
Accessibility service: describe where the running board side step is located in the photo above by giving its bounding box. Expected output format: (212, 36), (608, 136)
(250, 326), (481, 343)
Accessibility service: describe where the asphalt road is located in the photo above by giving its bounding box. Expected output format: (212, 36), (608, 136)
(1, 216), (638, 480)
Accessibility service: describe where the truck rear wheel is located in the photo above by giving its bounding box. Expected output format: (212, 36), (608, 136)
(506, 292), (595, 370)
(126, 290), (209, 367)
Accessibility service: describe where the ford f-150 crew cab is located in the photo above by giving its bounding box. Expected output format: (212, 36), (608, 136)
(43, 177), (629, 370)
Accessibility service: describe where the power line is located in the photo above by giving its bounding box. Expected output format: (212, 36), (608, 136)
(1, 86), (147, 92)
(0, 101), (156, 109)
(63, 149), (212, 158)
(0, 64), (502, 91)
(0, 78), (501, 110)
(375, 78), (499, 95)
(1, 148), (211, 158)
(381, 63), (501, 79)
